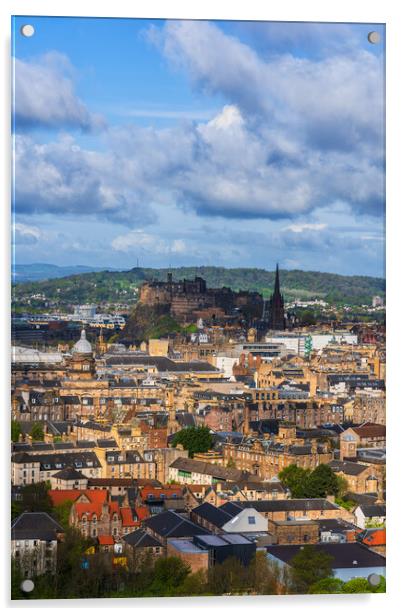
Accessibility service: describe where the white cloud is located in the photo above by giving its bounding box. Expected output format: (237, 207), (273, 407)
(156, 20), (384, 151)
(284, 223), (328, 233)
(13, 53), (105, 131)
(111, 230), (187, 255)
(13, 222), (42, 244)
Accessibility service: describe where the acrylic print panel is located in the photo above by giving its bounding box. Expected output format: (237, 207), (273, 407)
(11, 16), (386, 600)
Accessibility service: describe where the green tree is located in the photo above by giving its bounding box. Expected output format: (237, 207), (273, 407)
(335, 475), (349, 498)
(226, 457), (237, 469)
(309, 577), (345, 594)
(172, 426), (213, 458)
(146, 557), (191, 596)
(53, 500), (74, 528)
(252, 551), (281, 595)
(342, 578), (373, 593)
(299, 310), (316, 326)
(278, 464), (310, 498)
(30, 422), (44, 441)
(14, 481), (53, 515)
(207, 556), (253, 595)
(305, 464), (339, 498)
(289, 546), (334, 594)
(279, 463), (340, 498)
(11, 420), (22, 443)
(176, 569), (209, 596)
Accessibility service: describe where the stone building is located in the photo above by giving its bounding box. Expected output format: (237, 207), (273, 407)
(352, 392), (386, 425)
(138, 273), (263, 324)
(328, 460), (384, 498)
(269, 519), (320, 545)
(223, 424), (332, 480)
(11, 512), (64, 577)
(68, 490), (122, 540)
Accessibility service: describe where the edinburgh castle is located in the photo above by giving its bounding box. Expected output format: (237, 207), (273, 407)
(139, 273), (264, 324)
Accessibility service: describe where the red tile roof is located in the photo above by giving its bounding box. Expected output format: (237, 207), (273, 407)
(98, 535), (115, 545)
(360, 528), (386, 546)
(120, 507), (138, 527)
(135, 505), (150, 521)
(75, 502), (103, 518)
(49, 489), (109, 507)
(140, 485), (183, 500)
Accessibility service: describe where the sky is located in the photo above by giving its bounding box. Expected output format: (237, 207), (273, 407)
(11, 17), (385, 277)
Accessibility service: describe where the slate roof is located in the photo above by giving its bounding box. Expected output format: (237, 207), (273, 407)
(76, 440), (97, 448)
(87, 478), (138, 487)
(97, 439), (118, 448)
(359, 504), (386, 518)
(192, 502), (233, 528)
(169, 457), (262, 483)
(12, 512), (64, 541)
(344, 492), (377, 506)
(219, 502), (244, 516)
(266, 542), (386, 569)
(123, 528), (162, 548)
(329, 460), (368, 476)
(219, 498), (339, 513)
(143, 510), (208, 538)
(12, 451), (101, 471)
(52, 466), (87, 480)
(316, 518), (359, 533)
(105, 355), (219, 373)
(352, 424), (386, 438)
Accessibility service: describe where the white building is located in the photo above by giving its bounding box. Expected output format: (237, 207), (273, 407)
(221, 507), (268, 533)
(265, 332), (358, 356)
(11, 512), (64, 577)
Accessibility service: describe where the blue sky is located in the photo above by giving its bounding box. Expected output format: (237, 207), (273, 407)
(12, 17), (385, 276)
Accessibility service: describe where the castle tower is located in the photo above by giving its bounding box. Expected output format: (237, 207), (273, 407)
(268, 264), (286, 330)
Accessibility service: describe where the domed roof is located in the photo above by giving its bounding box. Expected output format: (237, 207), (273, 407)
(72, 329), (92, 355)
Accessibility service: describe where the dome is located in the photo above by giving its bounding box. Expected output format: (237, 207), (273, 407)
(72, 329), (92, 355)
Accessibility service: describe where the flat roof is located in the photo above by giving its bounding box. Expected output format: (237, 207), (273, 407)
(221, 534), (252, 545)
(168, 539), (206, 554)
(195, 535), (228, 547)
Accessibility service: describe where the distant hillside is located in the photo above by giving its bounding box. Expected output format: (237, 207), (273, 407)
(12, 263), (117, 283)
(12, 265), (385, 307)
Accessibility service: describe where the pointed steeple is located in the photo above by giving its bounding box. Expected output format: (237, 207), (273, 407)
(274, 263), (280, 295)
(268, 263), (285, 331)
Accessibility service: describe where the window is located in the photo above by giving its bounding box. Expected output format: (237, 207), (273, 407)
(248, 516), (256, 525)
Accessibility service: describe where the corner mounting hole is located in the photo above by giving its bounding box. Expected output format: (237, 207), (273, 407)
(368, 31), (380, 44)
(21, 24), (35, 38)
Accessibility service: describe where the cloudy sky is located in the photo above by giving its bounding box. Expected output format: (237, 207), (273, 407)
(12, 17), (385, 276)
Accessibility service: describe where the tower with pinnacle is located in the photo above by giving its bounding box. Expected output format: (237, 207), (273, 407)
(268, 264), (286, 330)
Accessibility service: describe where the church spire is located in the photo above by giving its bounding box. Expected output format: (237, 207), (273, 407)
(274, 263), (280, 295)
(268, 263), (286, 331)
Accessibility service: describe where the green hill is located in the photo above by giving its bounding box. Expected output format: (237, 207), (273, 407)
(12, 266), (385, 309)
